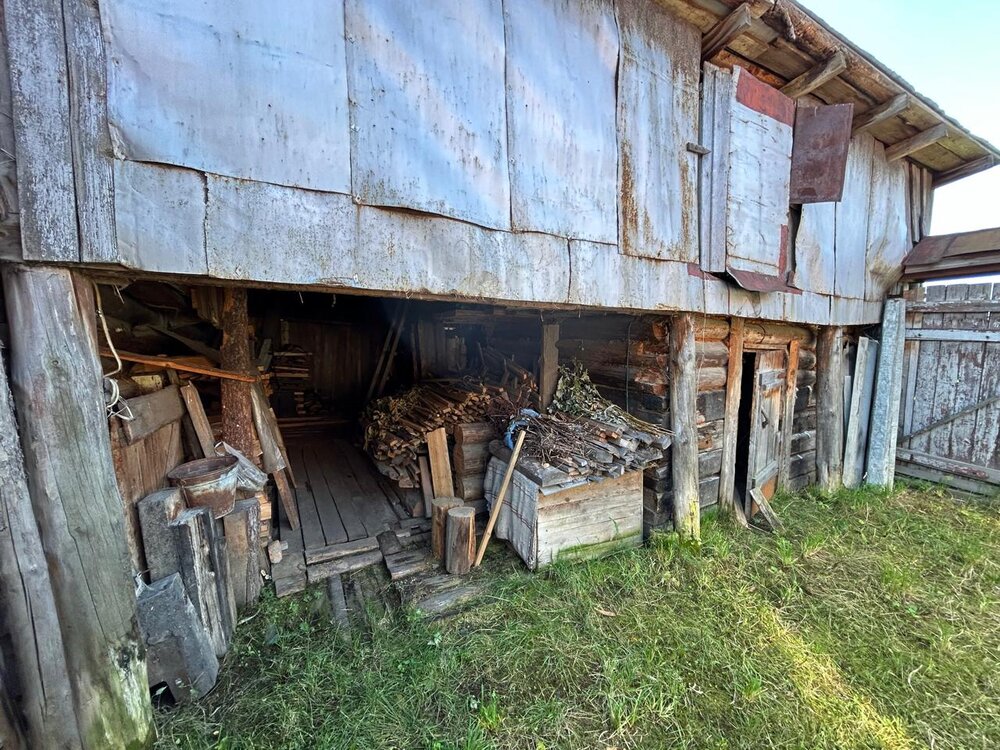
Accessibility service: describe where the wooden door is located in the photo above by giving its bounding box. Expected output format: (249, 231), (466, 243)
(745, 349), (785, 516)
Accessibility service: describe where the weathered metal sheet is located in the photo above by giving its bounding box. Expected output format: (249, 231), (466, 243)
(345, 0), (510, 231)
(866, 141), (911, 300)
(834, 135), (874, 299)
(617, 0), (700, 260)
(504, 0), (618, 242)
(114, 160), (207, 275)
(102, 0), (351, 192)
(789, 103), (853, 203)
(792, 202), (836, 295)
(205, 176), (357, 284)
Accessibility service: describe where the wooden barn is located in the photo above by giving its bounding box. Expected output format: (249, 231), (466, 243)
(0, 0), (996, 747)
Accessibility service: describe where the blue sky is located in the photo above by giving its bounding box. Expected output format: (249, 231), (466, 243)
(800, 0), (999, 236)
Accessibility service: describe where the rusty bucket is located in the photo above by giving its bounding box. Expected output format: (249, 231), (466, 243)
(167, 456), (239, 518)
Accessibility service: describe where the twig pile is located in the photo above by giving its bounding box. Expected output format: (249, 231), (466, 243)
(550, 362), (672, 446)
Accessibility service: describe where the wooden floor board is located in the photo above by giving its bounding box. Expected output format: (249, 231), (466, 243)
(313, 442), (370, 541)
(302, 444), (351, 545)
(338, 438), (402, 532)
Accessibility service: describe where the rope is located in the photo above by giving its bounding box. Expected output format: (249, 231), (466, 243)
(94, 281), (134, 422)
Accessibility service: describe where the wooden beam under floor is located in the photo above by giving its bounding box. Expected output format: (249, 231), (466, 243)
(780, 50), (847, 99)
(702, 3), (753, 61)
(852, 93), (909, 134)
(886, 123), (949, 162)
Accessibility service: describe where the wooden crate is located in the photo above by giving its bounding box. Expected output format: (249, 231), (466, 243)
(485, 457), (643, 570)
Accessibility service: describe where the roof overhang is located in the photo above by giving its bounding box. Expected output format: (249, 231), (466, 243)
(659, 0), (1000, 185)
(902, 227), (1000, 281)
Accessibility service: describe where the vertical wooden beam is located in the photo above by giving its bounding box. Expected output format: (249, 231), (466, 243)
(538, 322), (559, 410)
(2, 265), (154, 748)
(718, 318), (745, 511)
(670, 314), (700, 540)
(220, 287), (258, 462)
(778, 339), (800, 489)
(843, 337), (878, 488)
(816, 326), (845, 491)
(866, 299), (907, 488)
(0, 317), (79, 748)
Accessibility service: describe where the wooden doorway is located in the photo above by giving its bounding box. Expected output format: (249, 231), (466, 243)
(734, 349), (787, 518)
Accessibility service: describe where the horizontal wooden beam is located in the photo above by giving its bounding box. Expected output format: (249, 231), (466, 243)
(100, 348), (259, 382)
(933, 154), (997, 188)
(702, 2), (753, 60)
(896, 447), (1000, 485)
(852, 93), (909, 134)
(885, 123), (949, 162)
(905, 299), (1000, 314)
(780, 50), (847, 99)
(903, 328), (1000, 343)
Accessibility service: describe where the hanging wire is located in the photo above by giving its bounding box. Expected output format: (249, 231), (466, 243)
(93, 281), (134, 422)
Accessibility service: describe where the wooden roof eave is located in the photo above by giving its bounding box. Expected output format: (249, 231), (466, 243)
(659, 0), (1000, 184)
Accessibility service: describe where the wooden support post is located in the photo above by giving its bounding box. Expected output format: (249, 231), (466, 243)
(866, 299), (906, 488)
(885, 123), (949, 162)
(220, 287), (258, 462)
(778, 340), (800, 489)
(426, 427), (454, 498)
(780, 50), (847, 99)
(816, 327), (845, 491)
(701, 2), (752, 60)
(852, 93), (909, 134)
(431, 497), (464, 561)
(843, 337), (878, 488)
(0, 316), (79, 748)
(718, 318), (745, 512)
(446, 506), (476, 575)
(1, 265), (154, 748)
(670, 314), (700, 541)
(538, 322), (559, 411)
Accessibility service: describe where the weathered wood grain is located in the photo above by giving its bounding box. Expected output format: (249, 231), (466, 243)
(670, 313), (700, 539)
(2, 265), (154, 748)
(816, 327), (844, 490)
(718, 318), (744, 510)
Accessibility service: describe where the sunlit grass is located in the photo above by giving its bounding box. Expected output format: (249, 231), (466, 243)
(157, 484), (999, 749)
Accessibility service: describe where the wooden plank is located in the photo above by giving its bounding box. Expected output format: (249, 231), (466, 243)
(299, 445), (349, 545)
(885, 123), (949, 162)
(337, 439), (400, 532)
(903, 329), (1000, 343)
(866, 299), (906, 487)
(313, 443), (369, 541)
(780, 50), (846, 99)
(670, 314), (700, 539)
(778, 340), (800, 489)
(100, 349), (258, 382)
(896, 448), (1000, 485)
(905, 300), (1000, 314)
(842, 337), (878, 487)
(426, 428), (454, 498)
(120, 384), (185, 444)
(272, 469), (299, 531)
(179, 383), (217, 456)
(718, 318), (745, 510)
(852, 93), (908, 134)
(538, 322), (559, 409)
(417, 455), (434, 518)
(5, 0), (79, 262)
(384, 548), (438, 581)
(2, 267), (153, 745)
(306, 549), (383, 585)
(816, 327), (844, 491)
(971, 284), (1000, 468)
(305, 536), (380, 566)
(272, 488), (306, 598)
(701, 2), (752, 60)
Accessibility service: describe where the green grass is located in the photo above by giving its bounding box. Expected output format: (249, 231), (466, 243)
(156, 484), (999, 749)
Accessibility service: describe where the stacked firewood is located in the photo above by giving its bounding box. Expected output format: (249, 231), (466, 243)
(362, 379), (525, 487)
(451, 422), (497, 500)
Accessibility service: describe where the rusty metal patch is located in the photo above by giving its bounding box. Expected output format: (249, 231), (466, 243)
(790, 103), (854, 203)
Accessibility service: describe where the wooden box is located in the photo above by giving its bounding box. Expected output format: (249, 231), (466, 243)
(484, 457), (643, 570)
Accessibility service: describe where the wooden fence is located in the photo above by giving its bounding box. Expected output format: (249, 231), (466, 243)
(897, 282), (1000, 497)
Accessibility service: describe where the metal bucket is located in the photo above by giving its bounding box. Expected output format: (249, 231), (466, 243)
(167, 456), (239, 518)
